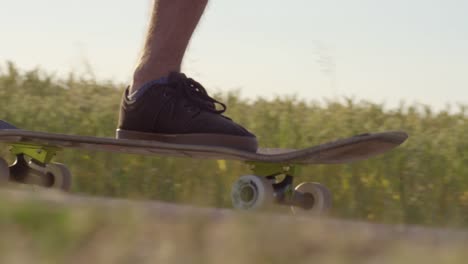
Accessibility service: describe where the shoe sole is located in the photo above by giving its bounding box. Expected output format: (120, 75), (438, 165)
(116, 129), (258, 153)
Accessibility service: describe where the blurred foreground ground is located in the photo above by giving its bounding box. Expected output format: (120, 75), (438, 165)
(0, 186), (467, 264)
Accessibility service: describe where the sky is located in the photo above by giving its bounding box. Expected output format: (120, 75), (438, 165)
(1, 0), (467, 110)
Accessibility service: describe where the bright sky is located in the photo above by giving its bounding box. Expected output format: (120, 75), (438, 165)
(1, 0), (467, 110)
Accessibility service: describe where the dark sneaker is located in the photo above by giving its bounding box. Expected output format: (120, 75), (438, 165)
(116, 72), (258, 152)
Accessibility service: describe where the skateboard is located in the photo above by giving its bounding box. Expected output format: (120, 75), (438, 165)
(0, 120), (408, 214)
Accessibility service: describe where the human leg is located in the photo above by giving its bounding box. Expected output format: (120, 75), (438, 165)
(118, 0), (258, 152)
(131, 0), (208, 94)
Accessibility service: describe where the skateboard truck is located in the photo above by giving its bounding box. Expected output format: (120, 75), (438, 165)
(249, 162), (296, 203)
(230, 161), (332, 214)
(3, 143), (72, 191)
(10, 143), (59, 164)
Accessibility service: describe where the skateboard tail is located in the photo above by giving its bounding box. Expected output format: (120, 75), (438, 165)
(281, 131), (408, 164)
(316, 141), (403, 164)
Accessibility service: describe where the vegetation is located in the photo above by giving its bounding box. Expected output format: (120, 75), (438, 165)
(1, 62), (468, 228)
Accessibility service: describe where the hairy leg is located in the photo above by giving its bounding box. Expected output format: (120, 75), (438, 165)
(131, 0), (208, 93)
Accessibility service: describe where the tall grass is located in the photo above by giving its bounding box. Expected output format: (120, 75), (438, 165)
(1, 62), (468, 227)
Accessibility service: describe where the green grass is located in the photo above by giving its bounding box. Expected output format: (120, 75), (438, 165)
(1, 61), (468, 228)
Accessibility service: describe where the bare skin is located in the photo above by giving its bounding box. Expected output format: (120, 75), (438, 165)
(131, 0), (209, 93)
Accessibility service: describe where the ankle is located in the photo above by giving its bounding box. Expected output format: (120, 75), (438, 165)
(128, 75), (171, 100)
(131, 63), (180, 93)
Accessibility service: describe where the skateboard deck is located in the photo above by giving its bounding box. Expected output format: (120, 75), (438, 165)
(0, 120), (408, 165)
(0, 120), (408, 212)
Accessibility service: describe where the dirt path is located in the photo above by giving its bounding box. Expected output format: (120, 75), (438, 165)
(2, 187), (466, 244)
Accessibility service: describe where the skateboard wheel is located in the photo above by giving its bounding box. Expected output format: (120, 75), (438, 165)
(231, 175), (274, 210)
(0, 157), (10, 182)
(44, 163), (72, 192)
(291, 182), (332, 215)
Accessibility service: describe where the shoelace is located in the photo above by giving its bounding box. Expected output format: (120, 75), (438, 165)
(172, 74), (227, 114)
